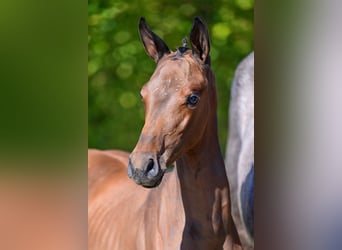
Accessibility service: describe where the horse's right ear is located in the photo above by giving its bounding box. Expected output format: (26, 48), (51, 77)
(138, 17), (170, 63)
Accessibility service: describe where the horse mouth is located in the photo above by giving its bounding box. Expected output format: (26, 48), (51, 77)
(140, 173), (164, 188)
(133, 169), (164, 188)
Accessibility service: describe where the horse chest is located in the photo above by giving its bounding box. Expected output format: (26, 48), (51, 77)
(138, 191), (186, 249)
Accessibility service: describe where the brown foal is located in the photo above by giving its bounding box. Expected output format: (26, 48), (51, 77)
(88, 17), (241, 250)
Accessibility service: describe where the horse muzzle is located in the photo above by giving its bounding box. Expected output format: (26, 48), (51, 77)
(127, 153), (164, 188)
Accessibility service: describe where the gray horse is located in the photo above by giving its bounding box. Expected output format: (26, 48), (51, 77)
(225, 52), (254, 250)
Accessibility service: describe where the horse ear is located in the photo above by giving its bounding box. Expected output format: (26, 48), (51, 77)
(190, 17), (210, 65)
(139, 17), (170, 63)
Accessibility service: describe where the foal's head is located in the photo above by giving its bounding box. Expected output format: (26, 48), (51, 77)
(128, 17), (217, 188)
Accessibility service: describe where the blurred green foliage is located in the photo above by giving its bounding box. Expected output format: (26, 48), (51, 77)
(88, 0), (253, 152)
(0, 0), (87, 173)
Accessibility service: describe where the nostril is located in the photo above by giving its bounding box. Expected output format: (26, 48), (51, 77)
(145, 159), (158, 179)
(145, 159), (154, 172)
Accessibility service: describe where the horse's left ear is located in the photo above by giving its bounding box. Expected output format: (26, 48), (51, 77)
(190, 17), (211, 65)
(139, 17), (170, 63)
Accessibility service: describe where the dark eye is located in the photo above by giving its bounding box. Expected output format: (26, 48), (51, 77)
(186, 93), (200, 108)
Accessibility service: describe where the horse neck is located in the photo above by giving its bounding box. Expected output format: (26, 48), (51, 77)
(176, 112), (228, 203)
(174, 111), (231, 241)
